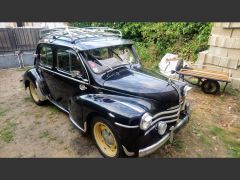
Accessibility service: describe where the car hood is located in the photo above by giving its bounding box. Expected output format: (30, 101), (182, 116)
(102, 67), (180, 110)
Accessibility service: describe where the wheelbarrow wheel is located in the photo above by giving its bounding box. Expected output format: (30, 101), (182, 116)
(201, 80), (220, 94)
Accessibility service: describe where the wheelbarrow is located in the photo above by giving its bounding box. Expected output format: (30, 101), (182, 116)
(177, 65), (231, 94)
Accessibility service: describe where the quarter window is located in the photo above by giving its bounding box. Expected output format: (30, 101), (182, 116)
(39, 46), (53, 67)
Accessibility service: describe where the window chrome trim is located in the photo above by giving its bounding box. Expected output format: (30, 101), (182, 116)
(39, 65), (88, 85)
(75, 51), (90, 84)
(114, 122), (139, 128)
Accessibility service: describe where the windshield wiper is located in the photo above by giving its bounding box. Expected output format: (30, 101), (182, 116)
(90, 55), (113, 71)
(110, 49), (125, 62)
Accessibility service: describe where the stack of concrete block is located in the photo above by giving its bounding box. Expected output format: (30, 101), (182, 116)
(196, 23), (240, 90)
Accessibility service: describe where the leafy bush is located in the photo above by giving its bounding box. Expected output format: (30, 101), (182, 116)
(71, 22), (212, 70)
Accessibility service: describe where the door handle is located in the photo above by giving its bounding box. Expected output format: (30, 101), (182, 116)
(79, 84), (87, 91)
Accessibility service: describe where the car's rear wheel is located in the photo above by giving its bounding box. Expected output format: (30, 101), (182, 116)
(91, 117), (124, 158)
(29, 82), (45, 105)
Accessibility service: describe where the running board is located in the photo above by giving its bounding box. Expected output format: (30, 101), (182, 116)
(47, 97), (69, 113)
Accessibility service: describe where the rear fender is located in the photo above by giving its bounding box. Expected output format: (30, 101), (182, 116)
(23, 68), (48, 100)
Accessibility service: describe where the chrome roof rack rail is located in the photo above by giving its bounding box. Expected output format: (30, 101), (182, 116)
(39, 26), (123, 44)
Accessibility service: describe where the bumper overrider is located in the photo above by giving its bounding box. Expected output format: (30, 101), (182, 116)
(138, 102), (190, 157)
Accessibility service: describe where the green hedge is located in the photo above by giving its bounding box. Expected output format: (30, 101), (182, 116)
(72, 22), (212, 70)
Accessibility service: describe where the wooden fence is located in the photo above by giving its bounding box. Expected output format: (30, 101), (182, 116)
(0, 28), (42, 53)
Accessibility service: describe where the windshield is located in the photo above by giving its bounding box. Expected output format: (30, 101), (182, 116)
(81, 45), (137, 74)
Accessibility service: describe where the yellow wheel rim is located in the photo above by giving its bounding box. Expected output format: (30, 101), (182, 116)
(30, 82), (40, 102)
(93, 122), (117, 157)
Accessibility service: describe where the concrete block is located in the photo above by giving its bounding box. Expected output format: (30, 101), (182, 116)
(229, 23), (240, 28)
(215, 36), (226, 47)
(231, 39), (240, 49)
(212, 55), (220, 66)
(224, 38), (235, 48)
(227, 49), (240, 59)
(213, 23), (222, 27)
(231, 79), (240, 89)
(219, 57), (229, 68)
(231, 69), (240, 77)
(231, 29), (240, 37)
(203, 64), (223, 72)
(227, 58), (239, 69)
(209, 36), (240, 49)
(211, 26), (232, 37)
(208, 36), (216, 46)
(205, 54), (213, 64)
(209, 46), (228, 57)
(196, 50), (208, 65)
(222, 23), (231, 28)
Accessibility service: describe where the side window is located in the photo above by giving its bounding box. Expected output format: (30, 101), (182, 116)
(56, 48), (87, 79)
(57, 49), (70, 72)
(39, 46), (53, 67)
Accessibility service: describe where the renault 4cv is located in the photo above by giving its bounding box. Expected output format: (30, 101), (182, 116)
(22, 27), (191, 157)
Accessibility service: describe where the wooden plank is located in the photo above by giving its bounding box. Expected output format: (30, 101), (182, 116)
(181, 69), (228, 77)
(199, 69), (228, 76)
(182, 72), (229, 81)
(180, 71), (228, 80)
(180, 70), (228, 79)
(179, 69), (230, 82)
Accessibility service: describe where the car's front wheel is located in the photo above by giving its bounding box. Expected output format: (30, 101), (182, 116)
(29, 82), (45, 105)
(91, 116), (125, 158)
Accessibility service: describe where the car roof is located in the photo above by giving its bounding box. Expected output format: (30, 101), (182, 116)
(39, 27), (133, 51)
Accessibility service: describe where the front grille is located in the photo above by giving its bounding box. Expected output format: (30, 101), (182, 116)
(144, 102), (185, 136)
(151, 104), (181, 126)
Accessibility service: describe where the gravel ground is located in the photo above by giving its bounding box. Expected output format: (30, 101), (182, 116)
(0, 69), (239, 158)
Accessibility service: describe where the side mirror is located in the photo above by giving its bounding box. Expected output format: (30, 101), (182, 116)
(70, 70), (81, 78)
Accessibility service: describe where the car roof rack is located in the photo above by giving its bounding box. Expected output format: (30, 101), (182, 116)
(39, 26), (123, 44)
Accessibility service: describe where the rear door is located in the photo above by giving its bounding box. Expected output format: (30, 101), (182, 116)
(52, 46), (89, 109)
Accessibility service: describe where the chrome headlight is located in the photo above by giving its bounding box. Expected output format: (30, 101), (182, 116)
(140, 113), (152, 130)
(183, 85), (192, 96)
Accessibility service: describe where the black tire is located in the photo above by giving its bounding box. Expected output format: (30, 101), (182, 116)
(29, 82), (45, 105)
(201, 80), (220, 94)
(91, 116), (125, 158)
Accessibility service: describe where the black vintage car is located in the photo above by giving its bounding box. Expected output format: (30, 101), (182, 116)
(23, 27), (191, 158)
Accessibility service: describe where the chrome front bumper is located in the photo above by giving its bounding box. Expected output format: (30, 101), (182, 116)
(138, 114), (189, 157)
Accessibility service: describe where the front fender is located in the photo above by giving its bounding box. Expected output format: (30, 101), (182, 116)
(70, 93), (152, 127)
(69, 93), (152, 152)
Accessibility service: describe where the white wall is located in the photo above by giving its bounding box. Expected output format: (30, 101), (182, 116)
(0, 22), (17, 28)
(0, 22), (68, 28)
